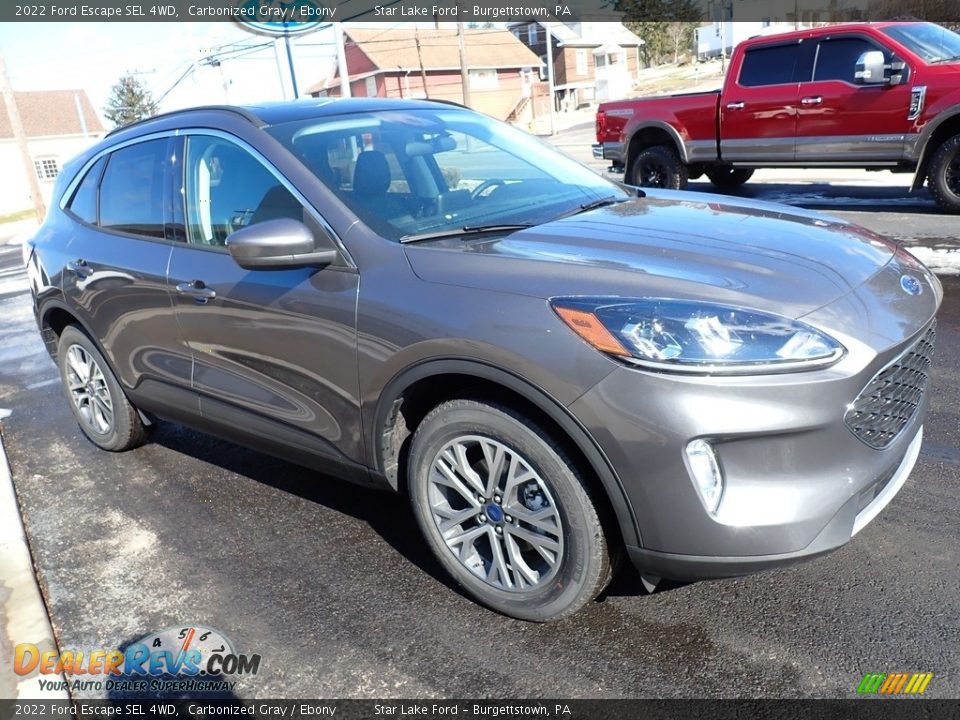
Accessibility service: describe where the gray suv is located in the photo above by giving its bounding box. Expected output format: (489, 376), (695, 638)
(26, 99), (941, 621)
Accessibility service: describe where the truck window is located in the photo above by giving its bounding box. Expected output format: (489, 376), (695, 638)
(813, 37), (884, 83)
(738, 44), (801, 87)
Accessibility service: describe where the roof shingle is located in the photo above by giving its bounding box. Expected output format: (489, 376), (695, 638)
(0, 90), (104, 140)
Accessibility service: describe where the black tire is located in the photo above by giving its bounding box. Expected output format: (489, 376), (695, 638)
(407, 399), (613, 622)
(56, 325), (147, 452)
(705, 166), (754, 191)
(629, 145), (688, 190)
(927, 134), (960, 214)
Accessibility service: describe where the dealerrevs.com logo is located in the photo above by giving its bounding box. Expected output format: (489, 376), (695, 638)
(14, 626), (260, 694)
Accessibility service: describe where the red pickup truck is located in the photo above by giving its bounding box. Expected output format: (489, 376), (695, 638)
(593, 21), (960, 212)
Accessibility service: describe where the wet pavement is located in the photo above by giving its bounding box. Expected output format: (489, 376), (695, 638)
(1, 167), (959, 699)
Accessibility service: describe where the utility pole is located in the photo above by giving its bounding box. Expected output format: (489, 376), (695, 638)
(545, 21), (556, 135)
(334, 23), (351, 97)
(415, 26), (430, 99)
(457, 19), (471, 108)
(0, 52), (46, 222)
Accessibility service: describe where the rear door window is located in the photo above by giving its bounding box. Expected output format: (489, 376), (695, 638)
(738, 44), (802, 86)
(98, 139), (169, 239)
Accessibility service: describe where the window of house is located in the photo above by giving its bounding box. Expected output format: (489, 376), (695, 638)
(98, 139), (168, 239)
(576, 49), (588, 76)
(182, 135), (306, 248)
(738, 43), (801, 86)
(34, 157), (60, 181)
(365, 76), (378, 97)
(65, 156), (107, 225)
(468, 69), (498, 90)
(528, 24), (538, 44)
(539, 55), (549, 81)
(813, 37), (881, 83)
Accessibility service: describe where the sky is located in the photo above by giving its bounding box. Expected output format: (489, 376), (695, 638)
(0, 22), (345, 124)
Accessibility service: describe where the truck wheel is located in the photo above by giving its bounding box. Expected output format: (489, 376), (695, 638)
(928, 135), (960, 214)
(630, 145), (688, 190)
(706, 167), (754, 191)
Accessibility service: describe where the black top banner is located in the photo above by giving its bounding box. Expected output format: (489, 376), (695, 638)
(3, 0), (960, 23)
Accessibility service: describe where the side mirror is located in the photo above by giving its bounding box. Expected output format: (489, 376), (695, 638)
(854, 50), (887, 84)
(226, 218), (338, 270)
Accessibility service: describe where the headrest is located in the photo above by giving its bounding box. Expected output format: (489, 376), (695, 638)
(353, 150), (391, 197)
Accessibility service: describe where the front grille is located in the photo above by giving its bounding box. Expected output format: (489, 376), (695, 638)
(844, 323), (936, 449)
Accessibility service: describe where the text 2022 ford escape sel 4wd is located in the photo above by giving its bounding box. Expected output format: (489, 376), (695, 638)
(26, 99), (941, 621)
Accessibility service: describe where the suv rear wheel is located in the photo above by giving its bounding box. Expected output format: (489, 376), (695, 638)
(57, 325), (147, 452)
(407, 399), (613, 621)
(928, 134), (960, 214)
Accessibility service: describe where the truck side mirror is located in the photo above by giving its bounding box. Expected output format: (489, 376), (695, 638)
(854, 51), (887, 84)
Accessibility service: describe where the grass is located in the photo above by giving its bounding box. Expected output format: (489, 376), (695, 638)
(0, 208), (38, 225)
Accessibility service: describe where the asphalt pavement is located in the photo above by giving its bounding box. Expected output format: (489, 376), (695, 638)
(0, 131), (958, 699)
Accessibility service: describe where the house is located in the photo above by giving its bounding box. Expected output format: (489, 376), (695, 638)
(307, 28), (548, 124)
(507, 22), (645, 108)
(0, 90), (104, 215)
(695, 1), (834, 60)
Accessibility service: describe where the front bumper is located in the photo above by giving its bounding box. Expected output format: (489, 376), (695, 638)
(625, 427), (923, 580)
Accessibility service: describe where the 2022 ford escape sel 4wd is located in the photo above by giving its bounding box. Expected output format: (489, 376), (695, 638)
(25, 99), (941, 621)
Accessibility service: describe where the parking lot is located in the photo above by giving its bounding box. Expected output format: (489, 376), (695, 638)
(1, 124), (959, 699)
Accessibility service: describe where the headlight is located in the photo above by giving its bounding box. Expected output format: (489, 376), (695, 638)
(552, 297), (845, 374)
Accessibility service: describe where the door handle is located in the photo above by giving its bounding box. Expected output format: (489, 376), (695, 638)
(726, 101), (745, 110)
(67, 259), (93, 278)
(176, 280), (217, 303)
(801, 96), (823, 105)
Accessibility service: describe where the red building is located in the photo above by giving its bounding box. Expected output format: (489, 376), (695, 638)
(307, 27), (548, 123)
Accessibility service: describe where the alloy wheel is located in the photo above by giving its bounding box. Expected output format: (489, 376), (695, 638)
(64, 343), (114, 435)
(427, 435), (564, 592)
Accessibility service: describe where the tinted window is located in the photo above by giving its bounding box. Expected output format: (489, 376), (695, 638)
(183, 135), (306, 247)
(99, 140), (168, 238)
(66, 156), (106, 225)
(814, 37), (881, 83)
(739, 44), (801, 86)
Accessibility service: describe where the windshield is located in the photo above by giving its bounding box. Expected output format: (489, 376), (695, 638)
(266, 107), (629, 241)
(881, 22), (960, 63)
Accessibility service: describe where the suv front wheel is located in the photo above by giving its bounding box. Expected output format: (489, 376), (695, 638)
(407, 399), (614, 621)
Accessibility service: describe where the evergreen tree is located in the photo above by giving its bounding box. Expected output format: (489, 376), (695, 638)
(103, 75), (158, 128)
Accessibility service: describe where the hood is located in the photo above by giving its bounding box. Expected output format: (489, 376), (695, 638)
(404, 191), (897, 319)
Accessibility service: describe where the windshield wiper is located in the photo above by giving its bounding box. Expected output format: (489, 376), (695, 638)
(932, 54), (960, 63)
(400, 224), (533, 244)
(551, 195), (633, 221)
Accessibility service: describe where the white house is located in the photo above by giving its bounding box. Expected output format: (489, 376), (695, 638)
(0, 90), (105, 215)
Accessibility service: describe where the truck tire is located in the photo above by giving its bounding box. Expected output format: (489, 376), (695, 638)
(706, 167), (754, 191)
(630, 145), (688, 190)
(928, 135), (960, 214)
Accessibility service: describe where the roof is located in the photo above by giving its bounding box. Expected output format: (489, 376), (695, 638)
(310, 27), (540, 92)
(509, 21), (644, 47)
(0, 90), (104, 140)
(105, 98), (471, 142)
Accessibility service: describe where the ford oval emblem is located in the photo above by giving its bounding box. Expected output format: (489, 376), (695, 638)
(900, 275), (922, 296)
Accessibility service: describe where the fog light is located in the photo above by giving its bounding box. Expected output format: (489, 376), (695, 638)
(685, 439), (723, 514)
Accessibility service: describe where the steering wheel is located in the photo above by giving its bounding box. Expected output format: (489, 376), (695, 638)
(471, 178), (506, 200)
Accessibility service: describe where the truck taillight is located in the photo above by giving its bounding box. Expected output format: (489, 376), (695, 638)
(596, 110), (606, 143)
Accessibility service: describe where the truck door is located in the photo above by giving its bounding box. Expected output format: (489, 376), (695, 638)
(720, 39), (807, 163)
(795, 34), (915, 163)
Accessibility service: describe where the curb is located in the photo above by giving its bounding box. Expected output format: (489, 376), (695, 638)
(0, 411), (69, 699)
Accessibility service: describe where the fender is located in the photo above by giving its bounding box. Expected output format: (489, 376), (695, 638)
(910, 102), (960, 191)
(371, 357), (642, 548)
(624, 120), (692, 165)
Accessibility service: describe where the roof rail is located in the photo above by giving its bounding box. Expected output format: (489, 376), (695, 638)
(105, 105), (264, 137)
